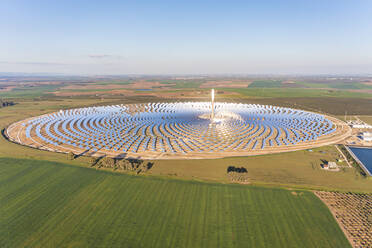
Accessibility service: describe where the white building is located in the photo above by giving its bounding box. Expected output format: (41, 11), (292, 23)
(328, 162), (338, 169)
(354, 124), (372, 129)
(348, 121), (372, 129)
(361, 132), (372, 141)
(322, 161), (339, 171)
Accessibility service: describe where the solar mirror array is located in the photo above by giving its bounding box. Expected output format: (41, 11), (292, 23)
(14, 102), (337, 157)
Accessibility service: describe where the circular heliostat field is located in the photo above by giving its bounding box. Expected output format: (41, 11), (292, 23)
(6, 102), (350, 159)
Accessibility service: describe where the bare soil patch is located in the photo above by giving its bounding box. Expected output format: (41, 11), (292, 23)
(362, 80), (372, 86)
(51, 89), (133, 97)
(61, 84), (127, 90)
(291, 191), (304, 196)
(60, 81), (175, 91)
(125, 81), (175, 89)
(200, 80), (251, 88)
(282, 80), (296, 84)
(152, 90), (241, 99)
(349, 89), (372, 94)
(0, 86), (16, 92)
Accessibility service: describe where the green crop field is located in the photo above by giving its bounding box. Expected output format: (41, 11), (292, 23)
(220, 88), (372, 99)
(92, 80), (132, 85)
(0, 157), (350, 248)
(158, 80), (204, 88)
(248, 80), (283, 88)
(244, 97), (372, 115)
(0, 84), (61, 98)
(328, 82), (372, 90)
(294, 81), (330, 88)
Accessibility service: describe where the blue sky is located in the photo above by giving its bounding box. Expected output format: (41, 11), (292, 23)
(1, 0), (371, 75)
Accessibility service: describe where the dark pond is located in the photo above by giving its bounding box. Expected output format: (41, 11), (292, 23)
(349, 147), (372, 176)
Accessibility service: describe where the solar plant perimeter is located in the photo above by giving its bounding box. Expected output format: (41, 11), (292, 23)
(7, 102), (350, 159)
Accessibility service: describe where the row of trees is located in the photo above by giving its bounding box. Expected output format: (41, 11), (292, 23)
(227, 166), (247, 173)
(0, 99), (15, 108)
(93, 157), (153, 174)
(227, 166), (249, 183)
(67, 152), (154, 174)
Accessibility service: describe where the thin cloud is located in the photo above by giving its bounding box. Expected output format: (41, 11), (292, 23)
(0, 61), (68, 66)
(88, 54), (123, 59)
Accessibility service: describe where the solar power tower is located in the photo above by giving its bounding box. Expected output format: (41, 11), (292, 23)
(211, 89), (215, 120)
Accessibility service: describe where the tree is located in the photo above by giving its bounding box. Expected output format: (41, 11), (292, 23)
(67, 152), (75, 160)
(143, 162), (154, 172)
(101, 157), (115, 168)
(89, 157), (98, 167)
(128, 158), (143, 171)
(117, 159), (130, 170)
(0, 99), (15, 108)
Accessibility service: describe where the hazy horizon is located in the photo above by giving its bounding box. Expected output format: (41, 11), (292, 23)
(1, 0), (372, 75)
